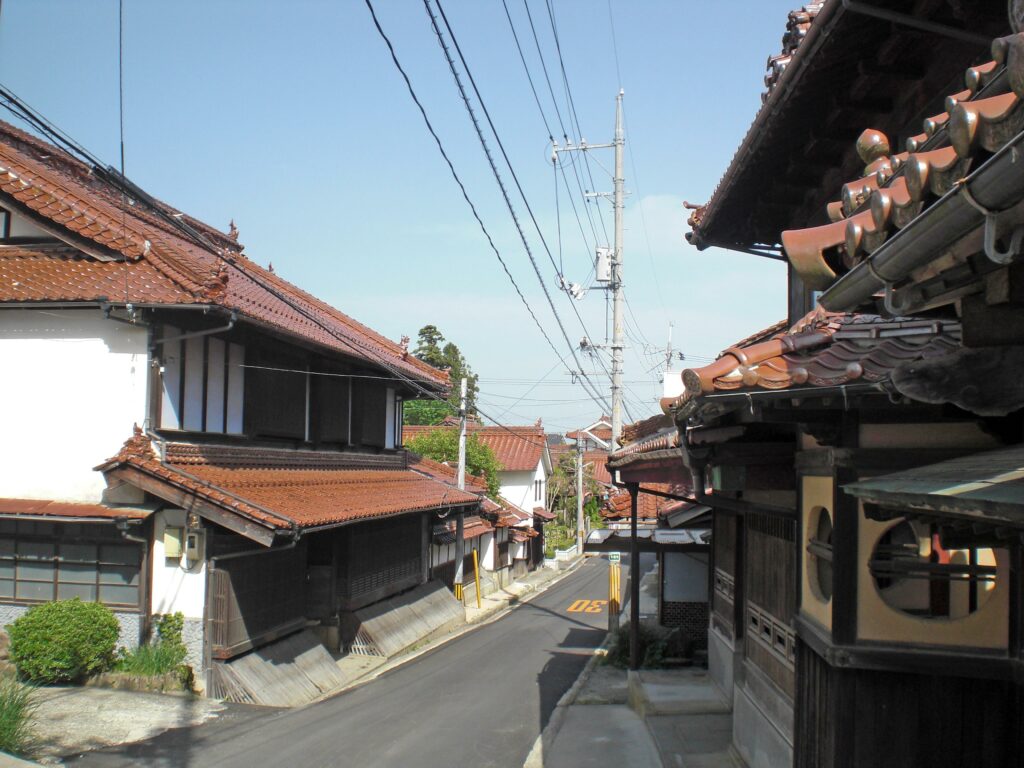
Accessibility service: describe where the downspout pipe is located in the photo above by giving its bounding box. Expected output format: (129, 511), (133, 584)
(820, 129), (1024, 312)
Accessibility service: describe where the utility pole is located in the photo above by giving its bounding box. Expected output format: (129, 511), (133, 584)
(551, 90), (626, 451)
(665, 322), (674, 371)
(610, 89), (625, 453)
(576, 438), (584, 553)
(454, 377), (467, 601)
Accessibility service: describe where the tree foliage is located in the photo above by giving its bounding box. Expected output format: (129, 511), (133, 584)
(7, 598), (119, 683)
(546, 448), (607, 528)
(405, 325), (479, 424)
(405, 428), (502, 498)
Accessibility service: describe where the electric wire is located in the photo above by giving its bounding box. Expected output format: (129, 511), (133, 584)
(426, 0), (614, 415)
(362, 0), (575, 414)
(520, 0), (600, 247)
(0, 74), (554, 454)
(544, 0), (611, 246)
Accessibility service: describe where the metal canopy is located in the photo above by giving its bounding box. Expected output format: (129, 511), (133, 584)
(844, 445), (1024, 528)
(584, 527), (710, 554)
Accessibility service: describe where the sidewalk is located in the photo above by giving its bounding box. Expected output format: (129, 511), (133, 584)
(532, 659), (744, 768)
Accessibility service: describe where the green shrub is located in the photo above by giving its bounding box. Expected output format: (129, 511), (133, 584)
(0, 677), (36, 756)
(115, 612), (191, 688)
(7, 599), (120, 684)
(605, 622), (668, 669)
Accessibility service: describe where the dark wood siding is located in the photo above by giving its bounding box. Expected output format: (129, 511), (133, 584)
(796, 641), (1023, 768)
(745, 511), (797, 697)
(245, 349), (306, 440)
(337, 515), (423, 609)
(351, 379), (387, 449)
(207, 541), (308, 660)
(713, 513), (737, 636)
(315, 372), (350, 444)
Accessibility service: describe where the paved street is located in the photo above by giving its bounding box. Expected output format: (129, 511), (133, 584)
(69, 557), (613, 768)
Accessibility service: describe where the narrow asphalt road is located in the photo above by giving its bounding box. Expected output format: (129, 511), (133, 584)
(70, 557), (613, 768)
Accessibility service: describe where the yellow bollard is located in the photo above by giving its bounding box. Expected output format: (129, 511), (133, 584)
(473, 549), (482, 608)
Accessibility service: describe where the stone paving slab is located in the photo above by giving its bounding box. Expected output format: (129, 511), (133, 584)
(543, 705), (661, 768)
(27, 686), (228, 762)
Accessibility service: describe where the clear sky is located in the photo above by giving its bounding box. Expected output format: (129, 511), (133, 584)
(0, 0), (797, 435)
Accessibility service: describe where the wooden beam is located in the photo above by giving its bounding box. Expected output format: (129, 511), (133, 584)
(107, 466), (277, 546)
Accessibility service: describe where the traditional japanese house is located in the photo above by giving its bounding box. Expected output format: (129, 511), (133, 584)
(404, 422), (553, 566)
(605, 415), (711, 651)
(0, 118), (482, 695)
(674, 2), (1024, 766)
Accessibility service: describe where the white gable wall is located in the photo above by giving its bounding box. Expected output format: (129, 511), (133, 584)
(0, 308), (149, 502)
(498, 458), (550, 520)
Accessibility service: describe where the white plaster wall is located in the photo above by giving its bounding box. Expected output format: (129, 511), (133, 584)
(0, 309), (149, 502)
(500, 461), (547, 519)
(481, 532), (495, 570)
(150, 509), (206, 620)
(511, 540), (526, 560)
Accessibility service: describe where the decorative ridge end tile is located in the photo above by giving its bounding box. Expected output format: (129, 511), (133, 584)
(950, 91), (1023, 158)
(904, 146), (967, 202)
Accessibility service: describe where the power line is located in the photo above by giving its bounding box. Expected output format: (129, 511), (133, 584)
(520, 0), (601, 247)
(425, 0), (614, 416)
(361, 0), (568, 391)
(544, 0), (610, 246)
(0, 74), (554, 456)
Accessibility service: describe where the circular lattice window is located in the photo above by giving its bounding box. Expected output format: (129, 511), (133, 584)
(870, 520), (998, 619)
(807, 507), (833, 602)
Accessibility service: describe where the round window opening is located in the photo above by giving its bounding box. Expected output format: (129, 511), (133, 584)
(808, 507), (833, 602)
(870, 520), (999, 619)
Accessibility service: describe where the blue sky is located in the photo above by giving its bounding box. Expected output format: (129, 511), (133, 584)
(0, 0), (797, 434)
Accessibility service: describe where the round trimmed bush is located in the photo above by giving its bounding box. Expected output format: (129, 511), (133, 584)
(7, 599), (120, 683)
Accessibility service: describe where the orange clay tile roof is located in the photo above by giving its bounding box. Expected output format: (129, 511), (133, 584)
(583, 451), (612, 486)
(403, 424), (547, 472)
(96, 429), (479, 532)
(0, 120), (443, 387)
(688, 5), (1007, 251)
(603, 484), (693, 522)
(672, 310), (960, 408)
(0, 498), (152, 520)
(408, 453), (490, 495)
(620, 414), (673, 446)
(433, 514), (494, 544)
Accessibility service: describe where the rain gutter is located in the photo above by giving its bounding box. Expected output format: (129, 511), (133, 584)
(820, 128), (1024, 311)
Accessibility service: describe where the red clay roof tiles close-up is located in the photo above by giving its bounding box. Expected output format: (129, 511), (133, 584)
(0, 119), (444, 387)
(97, 429), (480, 533)
(673, 311), (961, 408)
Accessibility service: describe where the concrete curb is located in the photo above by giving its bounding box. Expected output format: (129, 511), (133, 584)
(523, 633), (611, 768)
(320, 557), (587, 701)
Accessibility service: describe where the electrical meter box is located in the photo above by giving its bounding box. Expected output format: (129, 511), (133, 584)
(163, 527), (184, 559)
(185, 530), (205, 563)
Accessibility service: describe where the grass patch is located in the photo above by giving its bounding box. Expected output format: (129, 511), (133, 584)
(113, 613), (193, 690)
(115, 643), (183, 677)
(0, 677), (36, 757)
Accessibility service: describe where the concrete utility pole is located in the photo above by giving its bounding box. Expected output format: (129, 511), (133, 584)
(551, 90), (627, 451)
(610, 89), (625, 453)
(454, 377), (467, 601)
(576, 438), (584, 553)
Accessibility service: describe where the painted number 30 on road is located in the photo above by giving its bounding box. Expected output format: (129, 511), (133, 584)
(567, 599), (608, 613)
